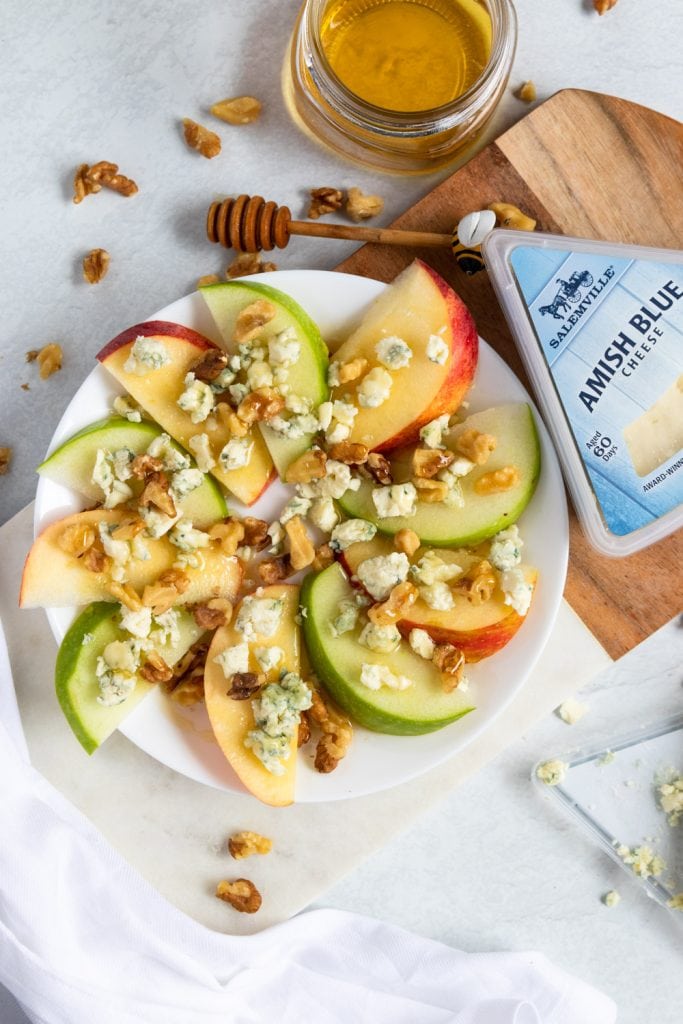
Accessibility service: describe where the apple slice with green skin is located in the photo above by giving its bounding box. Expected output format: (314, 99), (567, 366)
(20, 509), (242, 609)
(340, 538), (537, 663)
(37, 416), (227, 528)
(301, 562), (474, 735)
(330, 260), (478, 452)
(204, 584), (301, 807)
(338, 403), (541, 547)
(97, 321), (274, 506)
(200, 280), (329, 476)
(56, 601), (205, 754)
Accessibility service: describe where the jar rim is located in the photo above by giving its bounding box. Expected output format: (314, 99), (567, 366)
(304, 0), (517, 135)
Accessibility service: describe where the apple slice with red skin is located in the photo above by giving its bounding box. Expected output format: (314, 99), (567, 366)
(339, 538), (536, 663)
(97, 321), (275, 506)
(330, 260), (478, 452)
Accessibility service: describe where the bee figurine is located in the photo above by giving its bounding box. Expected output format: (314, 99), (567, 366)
(451, 209), (497, 275)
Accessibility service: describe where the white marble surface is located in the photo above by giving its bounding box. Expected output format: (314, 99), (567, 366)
(1, 2), (682, 1022)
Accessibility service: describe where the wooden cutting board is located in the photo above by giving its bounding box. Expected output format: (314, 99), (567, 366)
(335, 89), (683, 661)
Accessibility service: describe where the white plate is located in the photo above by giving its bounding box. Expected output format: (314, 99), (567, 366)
(35, 269), (568, 802)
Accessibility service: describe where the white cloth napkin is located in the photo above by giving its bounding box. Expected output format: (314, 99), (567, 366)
(0, 622), (616, 1024)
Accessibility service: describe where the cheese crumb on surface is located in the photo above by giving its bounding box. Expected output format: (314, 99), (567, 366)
(658, 775), (683, 826)
(616, 844), (666, 879)
(597, 750), (615, 766)
(557, 698), (588, 725)
(536, 759), (568, 786)
(602, 890), (621, 908)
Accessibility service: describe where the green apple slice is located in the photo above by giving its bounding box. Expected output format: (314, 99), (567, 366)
(56, 601), (204, 754)
(200, 280), (329, 475)
(301, 562), (474, 735)
(38, 416), (228, 527)
(338, 403), (541, 547)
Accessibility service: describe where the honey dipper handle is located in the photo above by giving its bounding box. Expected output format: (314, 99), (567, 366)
(288, 219), (452, 248)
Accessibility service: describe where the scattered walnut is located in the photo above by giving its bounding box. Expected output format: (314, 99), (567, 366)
(82, 248), (110, 284)
(298, 712), (312, 747)
(433, 643), (466, 692)
(166, 638), (208, 703)
(191, 598), (232, 630)
(72, 161), (138, 203)
(169, 673), (205, 705)
(516, 81), (537, 103)
(58, 522), (96, 557)
(139, 471), (176, 517)
(308, 187), (344, 219)
(412, 447), (455, 478)
(215, 403), (249, 437)
(32, 343), (63, 380)
(237, 387), (285, 424)
(459, 559), (497, 605)
(258, 554), (293, 584)
(394, 528), (420, 557)
(182, 118), (221, 158)
(308, 688), (353, 773)
(233, 299), (277, 343)
(211, 95), (262, 124)
(20, 383), (30, 391)
(142, 568), (190, 615)
(312, 543), (335, 571)
(327, 441), (368, 465)
(197, 274), (221, 288)
(487, 202), (536, 232)
(346, 187), (384, 222)
(412, 477), (449, 502)
(209, 519), (246, 555)
(130, 453), (164, 479)
(226, 253), (278, 279)
(228, 830), (272, 859)
(365, 452), (392, 485)
(594, 0), (618, 13)
(0, 447), (12, 476)
(368, 580), (418, 626)
(285, 516), (315, 571)
(338, 357), (368, 384)
(140, 651), (173, 684)
(242, 517), (270, 551)
(107, 580), (143, 612)
(191, 349), (228, 383)
(228, 672), (264, 700)
(284, 448), (327, 484)
(455, 428), (496, 465)
(158, 568), (190, 594)
(83, 543), (108, 573)
(216, 878), (262, 914)
(474, 466), (520, 495)
(110, 515), (145, 541)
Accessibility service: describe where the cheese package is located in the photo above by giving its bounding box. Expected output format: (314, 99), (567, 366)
(483, 231), (683, 556)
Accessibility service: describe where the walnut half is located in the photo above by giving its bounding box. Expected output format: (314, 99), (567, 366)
(228, 830), (272, 859)
(82, 248), (110, 284)
(215, 878), (262, 913)
(182, 118), (221, 159)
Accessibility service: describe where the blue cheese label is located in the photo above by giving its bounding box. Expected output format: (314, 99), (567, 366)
(509, 246), (683, 536)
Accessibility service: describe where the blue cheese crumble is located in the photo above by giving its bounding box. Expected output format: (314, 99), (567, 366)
(371, 482), (417, 519)
(489, 525), (523, 572)
(177, 373), (215, 424)
(219, 437), (254, 471)
(331, 598), (359, 636)
(358, 622), (401, 653)
(408, 628), (435, 660)
(419, 581), (455, 611)
(410, 550), (461, 586)
(330, 519), (377, 551)
(112, 395), (142, 422)
(147, 434), (190, 472)
(357, 367), (392, 408)
(169, 519), (210, 553)
(171, 467), (204, 500)
(426, 334), (449, 365)
(356, 552), (410, 601)
(309, 497), (339, 534)
(214, 642), (250, 678)
(235, 595), (285, 640)
(244, 671), (312, 775)
(419, 414), (450, 449)
(375, 336), (413, 369)
(268, 328), (300, 367)
(91, 450), (134, 508)
(360, 663), (412, 691)
(123, 335), (171, 375)
(188, 432), (215, 472)
(253, 646), (284, 674)
(119, 605), (152, 639)
(500, 567), (534, 616)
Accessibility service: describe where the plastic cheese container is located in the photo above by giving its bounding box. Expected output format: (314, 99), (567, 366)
(482, 230), (683, 557)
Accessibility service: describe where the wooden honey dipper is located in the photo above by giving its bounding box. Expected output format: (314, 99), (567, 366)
(206, 194), (454, 254)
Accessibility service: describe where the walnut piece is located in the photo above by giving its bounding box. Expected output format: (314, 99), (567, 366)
(58, 522), (96, 557)
(83, 544), (108, 573)
(474, 466), (520, 495)
(412, 447), (455, 478)
(72, 161), (138, 203)
(130, 453), (164, 479)
(191, 598), (232, 630)
(364, 452), (392, 485)
(182, 118), (221, 158)
(242, 517), (270, 551)
(433, 643), (466, 692)
(412, 477), (449, 502)
(139, 471), (177, 517)
(338, 357), (368, 384)
(516, 80), (537, 103)
(216, 878), (262, 913)
(368, 580), (418, 626)
(142, 568), (190, 615)
(346, 187), (384, 222)
(284, 448), (327, 484)
(197, 274), (221, 288)
(312, 543), (335, 571)
(82, 248), (110, 284)
(237, 387), (285, 424)
(298, 712), (312, 747)
(327, 441), (368, 466)
(191, 349), (228, 383)
(308, 688), (353, 773)
(257, 554), (293, 584)
(0, 447), (12, 476)
(458, 559), (496, 605)
(166, 638), (208, 703)
(454, 428), (496, 465)
(32, 343), (63, 380)
(226, 253), (278, 279)
(487, 203), (536, 232)
(211, 95), (262, 124)
(594, 0), (618, 13)
(233, 299), (277, 342)
(394, 528), (420, 557)
(228, 830), (272, 859)
(308, 187), (344, 219)
(228, 672), (264, 700)
(140, 651), (173, 684)
(110, 516), (146, 541)
(285, 516), (315, 571)
(107, 580), (143, 611)
(209, 519), (246, 555)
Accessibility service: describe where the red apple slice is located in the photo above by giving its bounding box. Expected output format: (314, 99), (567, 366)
(20, 509), (242, 608)
(330, 260), (478, 451)
(97, 321), (274, 506)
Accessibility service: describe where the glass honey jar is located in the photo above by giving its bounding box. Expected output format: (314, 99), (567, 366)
(284, 0), (517, 174)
